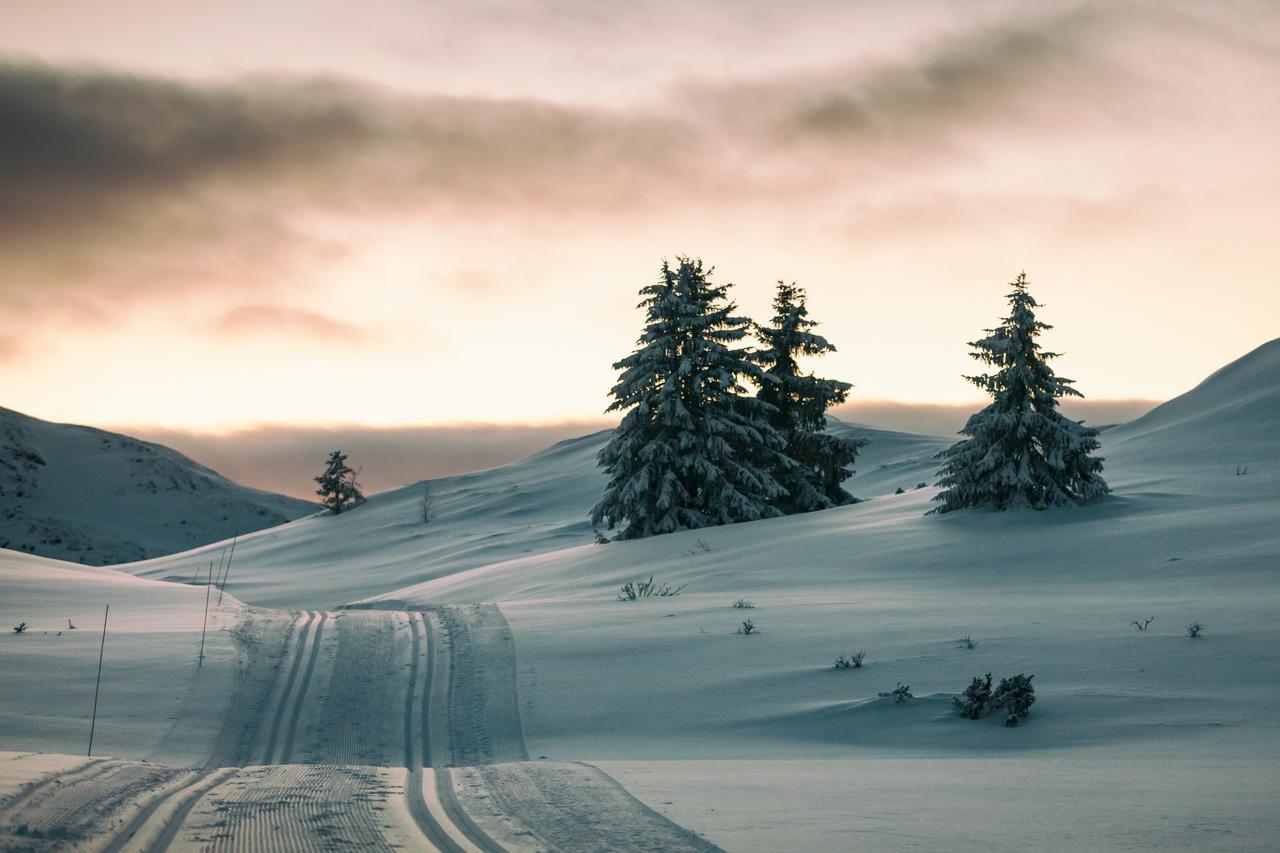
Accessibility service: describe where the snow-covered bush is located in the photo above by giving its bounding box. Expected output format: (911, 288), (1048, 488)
(737, 619), (757, 635)
(617, 576), (686, 601)
(834, 650), (865, 669)
(953, 673), (993, 719)
(732, 598), (754, 609)
(992, 673), (1036, 726)
(1187, 622), (1203, 638)
(961, 635), (978, 649)
(892, 682), (912, 703)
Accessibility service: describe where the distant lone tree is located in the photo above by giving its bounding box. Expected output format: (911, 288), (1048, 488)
(753, 280), (866, 512)
(932, 272), (1108, 513)
(314, 450), (364, 514)
(592, 257), (790, 539)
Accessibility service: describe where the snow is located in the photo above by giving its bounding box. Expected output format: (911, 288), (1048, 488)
(0, 338), (1277, 850)
(0, 406), (313, 565)
(0, 550), (242, 764)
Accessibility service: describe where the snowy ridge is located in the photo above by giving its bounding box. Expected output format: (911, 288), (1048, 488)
(0, 406), (314, 565)
(122, 422), (950, 609)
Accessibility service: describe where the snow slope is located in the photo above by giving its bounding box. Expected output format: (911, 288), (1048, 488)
(123, 422), (950, 609)
(1, 339), (1275, 850)
(0, 549), (242, 765)
(0, 406), (314, 565)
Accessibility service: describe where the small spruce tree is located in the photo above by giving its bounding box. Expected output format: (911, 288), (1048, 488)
(753, 281), (866, 512)
(592, 258), (790, 539)
(932, 272), (1108, 513)
(314, 450), (364, 514)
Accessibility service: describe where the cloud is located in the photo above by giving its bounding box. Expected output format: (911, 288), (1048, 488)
(213, 305), (371, 345)
(834, 398), (1160, 437)
(126, 420), (613, 499)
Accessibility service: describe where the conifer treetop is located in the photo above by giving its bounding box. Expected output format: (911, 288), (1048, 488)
(932, 271), (1108, 513)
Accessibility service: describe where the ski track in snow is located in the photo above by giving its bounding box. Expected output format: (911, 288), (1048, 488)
(1, 603), (727, 851)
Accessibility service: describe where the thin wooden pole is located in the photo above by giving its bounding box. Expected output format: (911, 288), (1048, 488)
(198, 561), (213, 666)
(217, 532), (239, 606)
(214, 544), (228, 596)
(88, 604), (109, 756)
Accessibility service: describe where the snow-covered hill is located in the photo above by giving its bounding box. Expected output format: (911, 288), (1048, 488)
(0, 406), (314, 565)
(123, 422), (953, 608)
(1, 340), (1277, 851)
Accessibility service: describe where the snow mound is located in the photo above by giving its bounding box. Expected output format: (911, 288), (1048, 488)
(1106, 338), (1279, 470)
(0, 406), (314, 565)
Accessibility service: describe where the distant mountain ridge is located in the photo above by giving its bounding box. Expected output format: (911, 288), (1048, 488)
(0, 406), (315, 565)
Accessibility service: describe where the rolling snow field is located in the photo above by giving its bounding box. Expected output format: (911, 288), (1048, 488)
(1, 340), (1277, 850)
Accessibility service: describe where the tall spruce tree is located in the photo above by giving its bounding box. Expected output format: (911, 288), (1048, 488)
(592, 258), (790, 539)
(753, 281), (866, 512)
(314, 450), (364, 514)
(932, 272), (1108, 513)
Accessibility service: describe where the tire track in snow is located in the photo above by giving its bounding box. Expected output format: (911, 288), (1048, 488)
(204, 609), (295, 769)
(465, 762), (726, 853)
(0, 760), (187, 849)
(0, 756), (107, 823)
(112, 766), (237, 852)
(279, 611), (327, 764)
(404, 767), (487, 853)
(260, 610), (317, 765)
(192, 764), (400, 853)
(433, 604), (529, 766)
(404, 611), (424, 771)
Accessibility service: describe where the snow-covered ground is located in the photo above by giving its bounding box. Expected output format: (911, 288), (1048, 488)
(0, 339), (1276, 850)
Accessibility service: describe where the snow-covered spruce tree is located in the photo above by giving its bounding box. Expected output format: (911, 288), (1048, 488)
(753, 281), (866, 512)
(314, 450), (364, 514)
(932, 272), (1108, 513)
(592, 258), (791, 539)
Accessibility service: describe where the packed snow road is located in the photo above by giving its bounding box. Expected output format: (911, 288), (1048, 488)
(0, 604), (721, 852)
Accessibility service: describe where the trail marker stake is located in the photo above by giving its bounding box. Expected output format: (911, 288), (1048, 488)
(88, 604), (109, 756)
(217, 532), (239, 606)
(198, 561), (213, 665)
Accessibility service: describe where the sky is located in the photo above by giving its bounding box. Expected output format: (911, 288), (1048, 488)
(2, 1), (1278, 464)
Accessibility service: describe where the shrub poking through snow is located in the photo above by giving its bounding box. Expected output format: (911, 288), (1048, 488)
(1130, 617), (1154, 631)
(13, 622), (28, 634)
(593, 531), (610, 545)
(732, 598), (754, 609)
(954, 673), (994, 719)
(834, 650), (865, 669)
(418, 484), (434, 524)
(961, 635), (978, 649)
(992, 673), (1036, 726)
(892, 682), (912, 703)
(1187, 622), (1203, 638)
(617, 576), (686, 601)
(737, 619), (757, 635)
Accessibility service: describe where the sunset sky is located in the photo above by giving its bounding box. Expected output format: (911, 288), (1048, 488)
(3, 1), (1278, 447)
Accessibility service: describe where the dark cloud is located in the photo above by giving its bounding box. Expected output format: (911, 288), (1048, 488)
(124, 397), (1160, 499)
(127, 421), (613, 499)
